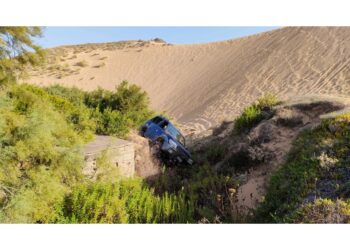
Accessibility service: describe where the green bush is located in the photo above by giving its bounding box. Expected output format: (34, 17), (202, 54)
(0, 84), (85, 223)
(234, 94), (279, 133)
(204, 142), (227, 164)
(84, 81), (154, 128)
(93, 108), (129, 137)
(223, 149), (254, 174)
(45, 81), (154, 138)
(44, 84), (86, 106)
(16, 84), (95, 141)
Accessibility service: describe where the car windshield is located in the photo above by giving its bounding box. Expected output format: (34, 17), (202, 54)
(151, 116), (164, 124)
(165, 123), (186, 146)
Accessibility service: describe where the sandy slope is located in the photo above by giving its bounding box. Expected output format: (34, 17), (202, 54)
(26, 27), (350, 133)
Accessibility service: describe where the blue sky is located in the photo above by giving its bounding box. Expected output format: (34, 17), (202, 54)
(35, 27), (279, 48)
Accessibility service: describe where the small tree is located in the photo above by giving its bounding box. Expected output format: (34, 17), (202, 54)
(0, 27), (44, 84)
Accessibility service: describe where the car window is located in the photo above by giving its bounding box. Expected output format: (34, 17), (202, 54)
(166, 123), (186, 146)
(151, 116), (164, 124)
(159, 120), (169, 129)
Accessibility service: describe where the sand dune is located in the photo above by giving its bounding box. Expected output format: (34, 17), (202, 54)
(26, 27), (350, 133)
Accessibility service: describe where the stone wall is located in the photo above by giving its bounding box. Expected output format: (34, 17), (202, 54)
(83, 136), (135, 178)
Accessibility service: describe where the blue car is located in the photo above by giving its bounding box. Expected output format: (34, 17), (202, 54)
(141, 116), (193, 165)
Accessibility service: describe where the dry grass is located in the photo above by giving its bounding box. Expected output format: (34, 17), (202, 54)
(74, 60), (89, 67)
(68, 55), (77, 60)
(93, 62), (106, 68)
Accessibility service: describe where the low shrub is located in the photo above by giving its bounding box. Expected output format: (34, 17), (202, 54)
(293, 199), (350, 223)
(205, 143), (227, 164)
(234, 94), (279, 133)
(74, 60), (88, 67)
(93, 62), (105, 68)
(223, 149), (253, 174)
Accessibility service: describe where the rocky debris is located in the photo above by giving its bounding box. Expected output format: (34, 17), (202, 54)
(127, 132), (163, 179)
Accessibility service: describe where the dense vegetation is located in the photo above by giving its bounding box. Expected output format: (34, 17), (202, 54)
(4, 80), (349, 223)
(0, 82), (247, 223)
(0, 27), (195, 223)
(253, 113), (350, 223)
(0, 81), (197, 223)
(44, 81), (154, 137)
(61, 179), (194, 223)
(0, 84), (83, 222)
(150, 144), (242, 223)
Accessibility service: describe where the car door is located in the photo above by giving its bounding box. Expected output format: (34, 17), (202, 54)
(144, 122), (164, 141)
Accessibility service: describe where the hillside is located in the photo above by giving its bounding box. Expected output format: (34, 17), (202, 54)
(25, 27), (350, 133)
(189, 95), (350, 219)
(4, 24), (350, 225)
(2, 80), (350, 223)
